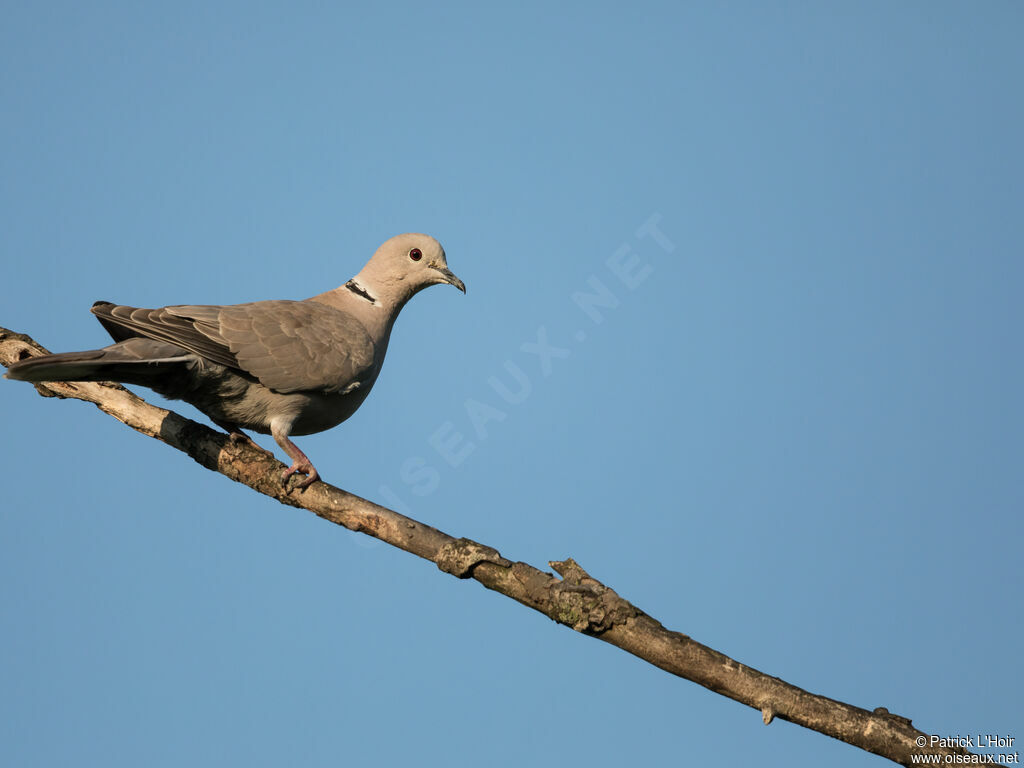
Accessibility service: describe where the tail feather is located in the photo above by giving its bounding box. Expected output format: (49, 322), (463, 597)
(5, 338), (193, 384)
(6, 348), (109, 382)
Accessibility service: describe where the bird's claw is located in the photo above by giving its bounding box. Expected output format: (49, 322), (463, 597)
(214, 422), (273, 455)
(282, 462), (320, 490)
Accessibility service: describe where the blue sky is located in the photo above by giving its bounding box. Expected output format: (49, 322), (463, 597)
(1, 2), (1021, 766)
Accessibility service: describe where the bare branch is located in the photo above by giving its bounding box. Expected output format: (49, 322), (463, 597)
(0, 325), (981, 766)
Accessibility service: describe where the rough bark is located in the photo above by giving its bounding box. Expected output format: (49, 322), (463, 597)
(0, 326), (983, 766)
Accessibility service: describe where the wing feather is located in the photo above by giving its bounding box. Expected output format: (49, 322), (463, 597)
(92, 300), (376, 394)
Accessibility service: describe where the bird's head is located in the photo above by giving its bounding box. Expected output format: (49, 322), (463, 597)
(361, 233), (466, 299)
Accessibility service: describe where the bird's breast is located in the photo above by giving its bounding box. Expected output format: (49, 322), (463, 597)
(288, 385), (373, 436)
(172, 363), (375, 437)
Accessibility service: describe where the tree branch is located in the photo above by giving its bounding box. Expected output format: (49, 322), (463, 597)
(0, 325), (980, 766)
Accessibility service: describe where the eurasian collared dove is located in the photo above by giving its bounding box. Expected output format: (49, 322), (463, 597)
(6, 233), (465, 488)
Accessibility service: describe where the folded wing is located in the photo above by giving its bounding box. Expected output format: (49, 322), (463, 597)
(91, 300), (376, 394)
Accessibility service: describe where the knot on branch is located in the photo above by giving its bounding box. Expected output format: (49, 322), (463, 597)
(436, 538), (511, 579)
(872, 706), (913, 727)
(548, 558), (640, 634)
(0, 330), (60, 396)
(0, 329), (47, 367)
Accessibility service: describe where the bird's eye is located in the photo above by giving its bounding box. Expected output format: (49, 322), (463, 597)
(409, 248), (422, 261)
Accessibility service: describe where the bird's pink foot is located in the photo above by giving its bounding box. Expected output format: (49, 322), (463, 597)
(281, 460), (320, 489)
(213, 419), (274, 458)
(271, 423), (321, 490)
(213, 418), (253, 444)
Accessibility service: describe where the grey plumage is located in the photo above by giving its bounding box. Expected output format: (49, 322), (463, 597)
(6, 233), (466, 487)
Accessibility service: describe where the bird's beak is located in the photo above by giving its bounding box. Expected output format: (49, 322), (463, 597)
(433, 265), (466, 294)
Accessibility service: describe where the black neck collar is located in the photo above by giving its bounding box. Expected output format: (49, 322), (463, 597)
(344, 279), (376, 304)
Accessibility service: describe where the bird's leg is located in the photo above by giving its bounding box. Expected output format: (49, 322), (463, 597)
(212, 418), (253, 444)
(278, 440), (321, 489)
(212, 418), (273, 458)
(271, 421), (320, 489)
